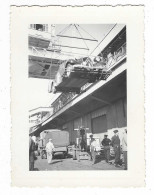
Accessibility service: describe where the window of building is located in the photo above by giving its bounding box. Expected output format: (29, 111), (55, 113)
(36, 24), (44, 31)
(91, 115), (107, 134)
(29, 24), (48, 32)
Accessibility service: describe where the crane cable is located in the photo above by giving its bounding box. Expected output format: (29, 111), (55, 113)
(89, 24), (117, 56)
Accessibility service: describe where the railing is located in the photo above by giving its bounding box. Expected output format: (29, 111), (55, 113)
(29, 119), (41, 127)
(41, 111), (53, 122)
(29, 28), (52, 40)
(28, 46), (74, 61)
(29, 46), (50, 58)
(52, 92), (77, 113)
(105, 43), (126, 70)
(29, 110), (53, 127)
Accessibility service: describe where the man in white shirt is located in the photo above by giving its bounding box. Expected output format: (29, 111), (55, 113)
(89, 135), (97, 165)
(46, 138), (55, 164)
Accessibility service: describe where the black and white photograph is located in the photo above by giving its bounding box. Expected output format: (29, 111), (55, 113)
(2, 0), (154, 193)
(11, 6), (144, 187)
(28, 24), (127, 171)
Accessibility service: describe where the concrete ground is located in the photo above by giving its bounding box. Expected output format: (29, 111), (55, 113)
(34, 151), (124, 171)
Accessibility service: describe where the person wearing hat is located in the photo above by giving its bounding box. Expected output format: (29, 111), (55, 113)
(45, 138), (55, 164)
(101, 134), (111, 163)
(110, 130), (121, 167)
(89, 134), (97, 165)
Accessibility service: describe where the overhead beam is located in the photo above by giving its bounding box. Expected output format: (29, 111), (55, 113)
(90, 95), (111, 105)
(69, 109), (82, 115)
(53, 44), (89, 51)
(56, 117), (66, 122)
(57, 34), (98, 42)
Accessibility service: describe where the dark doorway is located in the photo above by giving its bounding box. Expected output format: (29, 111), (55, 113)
(91, 115), (107, 134)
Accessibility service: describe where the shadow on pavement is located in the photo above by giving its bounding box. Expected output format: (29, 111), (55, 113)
(33, 168), (39, 171)
(50, 160), (63, 164)
(94, 152), (115, 165)
(53, 153), (73, 160)
(94, 154), (104, 164)
(66, 154), (73, 158)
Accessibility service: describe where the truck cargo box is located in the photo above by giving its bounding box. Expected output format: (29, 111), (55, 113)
(40, 129), (69, 148)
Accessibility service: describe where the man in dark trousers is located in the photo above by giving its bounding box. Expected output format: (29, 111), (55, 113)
(101, 134), (111, 163)
(29, 136), (36, 171)
(110, 130), (121, 167)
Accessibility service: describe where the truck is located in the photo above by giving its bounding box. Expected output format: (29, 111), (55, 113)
(39, 129), (69, 159)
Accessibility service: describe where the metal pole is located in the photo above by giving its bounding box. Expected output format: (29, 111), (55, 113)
(53, 44), (89, 50)
(57, 34), (98, 42)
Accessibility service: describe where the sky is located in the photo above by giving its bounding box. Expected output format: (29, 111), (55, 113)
(53, 24), (115, 59)
(27, 78), (60, 110)
(28, 24), (115, 110)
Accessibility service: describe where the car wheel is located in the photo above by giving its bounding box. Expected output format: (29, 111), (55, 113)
(63, 152), (67, 159)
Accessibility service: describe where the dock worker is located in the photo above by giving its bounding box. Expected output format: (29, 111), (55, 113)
(110, 130), (121, 167)
(101, 134), (111, 163)
(122, 129), (127, 170)
(89, 134), (97, 165)
(29, 136), (37, 171)
(46, 138), (55, 164)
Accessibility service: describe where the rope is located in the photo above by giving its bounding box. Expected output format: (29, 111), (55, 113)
(56, 24), (72, 42)
(57, 24), (72, 36)
(77, 24), (97, 41)
(89, 24), (117, 56)
(74, 24), (89, 50)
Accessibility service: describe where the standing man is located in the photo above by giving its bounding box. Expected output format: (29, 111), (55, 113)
(110, 130), (121, 167)
(122, 129), (127, 170)
(101, 135), (111, 163)
(46, 138), (55, 164)
(29, 136), (36, 171)
(89, 134), (97, 165)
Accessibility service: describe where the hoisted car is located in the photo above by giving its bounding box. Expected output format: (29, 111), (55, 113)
(48, 56), (112, 94)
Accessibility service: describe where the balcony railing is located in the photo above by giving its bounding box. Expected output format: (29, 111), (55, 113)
(29, 109), (53, 127)
(106, 43), (126, 70)
(29, 46), (50, 58)
(29, 28), (52, 40)
(52, 92), (77, 113)
(28, 46), (72, 61)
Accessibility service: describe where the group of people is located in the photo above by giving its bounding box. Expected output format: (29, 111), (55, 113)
(29, 129), (127, 170)
(29, 136), (55, 171)
(89, 129), (127, 170)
